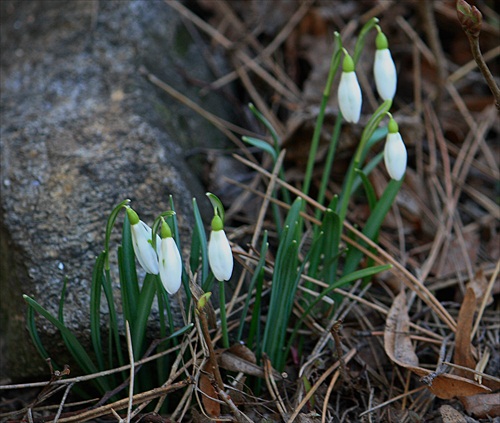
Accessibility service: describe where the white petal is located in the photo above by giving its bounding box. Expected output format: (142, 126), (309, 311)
(384, 132), (407, 180)
(131, 221), (159, 274)
(338, 71), (362, 123)
(374, 49), (397, 101)
(208, 229), (233, 281)
(159, 237), (182, 294)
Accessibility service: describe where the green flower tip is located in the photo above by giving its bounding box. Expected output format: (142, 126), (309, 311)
(375, 31), (389, 50)
(388, 117), (399, 134)
(342, 53), (355, 73)
(126, 207), (140, 225)
(160, 217), (172, 239)
(211, 214), (224, 231)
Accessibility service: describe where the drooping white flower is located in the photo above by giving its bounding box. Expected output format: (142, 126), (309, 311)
(338, 53), (362, 123)
(384, 117), (407, 181)
(208, 215), (233, 282)
(373, 31), (397, 101)
(158, 218), (182, 295)
(127, 207), (159, 275)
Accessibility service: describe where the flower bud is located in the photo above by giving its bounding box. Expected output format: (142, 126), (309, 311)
(208, 215), (233, 281)
(158, 218), (182, 294)
(457, 0), (482, 38)
(373, 31), (397, 101)
(338, 53), (362, 123)
(384, 118), (407, 181)
(126, 207), (159, 275)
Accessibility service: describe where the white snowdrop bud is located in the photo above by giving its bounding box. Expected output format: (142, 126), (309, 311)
(384, 117), (407, 181)
(338, 53), (362, 124)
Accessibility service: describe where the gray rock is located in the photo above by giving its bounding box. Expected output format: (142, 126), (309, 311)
(0, 0), (228, 379)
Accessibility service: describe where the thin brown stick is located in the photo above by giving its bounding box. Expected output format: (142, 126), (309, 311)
(457, 0), (500, 109)
(44, 379), (192, 423)
(288, 348), (356, 423)
(164, 0), (299, 103)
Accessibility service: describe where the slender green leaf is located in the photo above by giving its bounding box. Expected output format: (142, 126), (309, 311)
(237, 232), (269, 341)
(102, 268), (124, 369)
(90, 252), (106, 371)
(263, 199), (304, 369)
(168, 196), (190, 304)
(343, 178), (403, 276)
(317, 108), (343, 209)
(118, 213), (139, 322)
(319, 209), (341, 285)
(23, 295), (110, 392)
(306, 230), (325, 281)
(338, 100), (392, 223)
(355, 169), (377, 211)
(303, 35), (342, 197)
(248, 103), (280, 149)
(242, 136), (278, 162)
(167, 323), (194, 339)
(132, 274), (156, 358)
(26, 304), (52, 363)
(192, 198), (208, 282)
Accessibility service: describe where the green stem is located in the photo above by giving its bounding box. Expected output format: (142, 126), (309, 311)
(338, 100), (392, 223)
(302, 33), (342, 197)
(317, 111), (343, 209)
(219, 281), (229, 348)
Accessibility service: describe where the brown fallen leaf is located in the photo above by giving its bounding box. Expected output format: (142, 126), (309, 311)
(459, 392), (500, 418)
(199, 362), (221, 418)
(384, 291), (491, 399)
(453, 286), (477, 376)
(217, 349), (283, 380)
(228, 342), (257, 364)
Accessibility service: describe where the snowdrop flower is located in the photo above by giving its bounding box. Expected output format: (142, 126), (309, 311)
(384, 117), (407, 181)
(126, 207), (159, 275)
(208, 215), (233, 282)
(158, 218), (182, 295)
(373, 30), (397, 101)
(338, 52), (362, 123)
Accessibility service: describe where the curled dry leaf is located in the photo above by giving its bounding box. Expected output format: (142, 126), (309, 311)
(384, 291), (491, 399)
(217, 348), (283, 380)
(453, 286), (500, 391)
(199, 362), (221, 418)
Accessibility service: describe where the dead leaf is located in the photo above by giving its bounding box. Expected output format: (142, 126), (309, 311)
(453, 286), (477, 376)
(384, 290), (419, 368)
(439, 405), (467, 423)
(199, 363), (220, 418)
(459, 392), (500, 418)
(217, 349), (283, 380)
(229, 342), (257, 364)
(384, 291), (491, 399)
(414, 369), (491, 399)
(468, 268), (494, 308)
